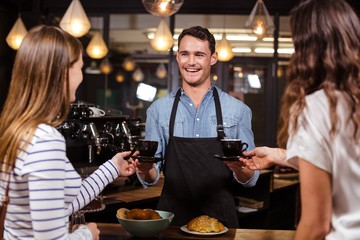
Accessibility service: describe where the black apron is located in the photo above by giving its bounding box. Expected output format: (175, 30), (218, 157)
(157, 88), (239, 228)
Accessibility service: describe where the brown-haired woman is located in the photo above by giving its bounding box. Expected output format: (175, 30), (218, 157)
(0, 25), (137, 239)
(241, 0), (360, 239)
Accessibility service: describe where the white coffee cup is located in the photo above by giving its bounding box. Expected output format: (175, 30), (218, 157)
(89, 107), (105, 117)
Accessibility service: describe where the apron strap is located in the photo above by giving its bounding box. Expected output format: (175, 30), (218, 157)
(169, 87), (225, 139)
(213, 88), (226, 140)
(169, 89), (182, 137)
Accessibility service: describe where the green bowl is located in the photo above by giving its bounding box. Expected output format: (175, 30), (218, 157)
(116, 210), (174, 238)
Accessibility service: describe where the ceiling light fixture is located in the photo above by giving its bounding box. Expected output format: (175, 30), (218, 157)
(122, 58), (136, 72)
(86, 31), (109, 59)
(245, 0), (274, 38)
(142, 0), (184, 17)
(150, 18), (174, 52)
(60, 0), (91, 38)
(6, 16), (27, 50)
(262, 37), (293, 42)
(216, 16), (234, 62)
(277, 48), (295, 54)
(232, 47), (252, 53)
(133, 67), (145, 82)
(115, 71), (125, 83)
(254, 48), (274, 53)
(225, 35), (257, 41)
(212, 73), (218, 81)
(254, 48), (294, 54)
(216, 33), (234, 62)
(156, 63), (167, 79)
(100, 58), (113, 75)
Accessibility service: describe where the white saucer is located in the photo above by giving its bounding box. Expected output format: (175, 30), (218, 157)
(180, 225), (228, 236)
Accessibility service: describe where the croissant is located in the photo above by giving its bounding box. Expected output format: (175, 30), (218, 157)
(187, 215), (225, 233)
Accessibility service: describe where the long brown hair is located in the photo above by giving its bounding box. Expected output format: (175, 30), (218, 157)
(0, 25), (83, 173)
(277, 0), (360, 147)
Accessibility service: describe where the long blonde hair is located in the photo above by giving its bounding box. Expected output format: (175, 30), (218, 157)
(277, 0), (360, 147)
(0, 25), (83, 173)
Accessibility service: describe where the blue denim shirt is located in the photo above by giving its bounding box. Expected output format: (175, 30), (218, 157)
(138, 85), (259, 187)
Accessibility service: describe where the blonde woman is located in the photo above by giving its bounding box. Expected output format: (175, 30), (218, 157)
(0, 25), (137, 239)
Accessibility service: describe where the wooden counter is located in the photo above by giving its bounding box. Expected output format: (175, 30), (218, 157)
(103, 171), (281, 205)
(98, 223), (295, 240)
(104, 178), (164, 205)
(273, 178), (299, 191)
(91, 173), (299, 229)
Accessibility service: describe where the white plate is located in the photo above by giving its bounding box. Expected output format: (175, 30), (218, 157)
(180, 225), (228, 236)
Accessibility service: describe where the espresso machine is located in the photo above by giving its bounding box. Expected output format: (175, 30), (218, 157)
(58, 102), (147, 220)
(57, 102), (145, 169)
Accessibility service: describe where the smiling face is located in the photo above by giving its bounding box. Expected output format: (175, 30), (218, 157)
(176, 35), (217, 89)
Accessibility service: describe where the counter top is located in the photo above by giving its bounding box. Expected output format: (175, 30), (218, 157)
(272, 178), (299, 192)
(98, 223), (295, 240)
(103, 178), (164, 205)
(103, 171), (292, 205)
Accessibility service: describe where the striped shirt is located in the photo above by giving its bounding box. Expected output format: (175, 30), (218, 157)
(0, 124), (120, 239)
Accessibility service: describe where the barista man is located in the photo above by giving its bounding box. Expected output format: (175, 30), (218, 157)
(134, 26), (259, 227)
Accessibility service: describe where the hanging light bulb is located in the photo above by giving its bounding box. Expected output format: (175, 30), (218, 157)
(142, 0), (184, 17)
(212, 73), (218, 81)
(245, 0), (274, 38)
(100, 58), (113, 75)
(254, 19), (265, 36)
(122, 57), (136, 72)
(59, 0), (91, 38)
(150, 18), (174, 52)
(6, 16), (27, 50)
(156, 63), (167, 79)
(132, 67), (145, 82)
(115, 71), (125, 83)
(216, 33), (234, 62)
(86, 32), (108, 59)
(277, 67), (284, 78)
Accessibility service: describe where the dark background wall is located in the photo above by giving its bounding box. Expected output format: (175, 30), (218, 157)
(0, 0), (43, 111)
(0, 7), (16, 110)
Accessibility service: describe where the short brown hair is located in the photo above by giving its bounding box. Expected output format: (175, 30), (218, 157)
(177, 26), (216, 54)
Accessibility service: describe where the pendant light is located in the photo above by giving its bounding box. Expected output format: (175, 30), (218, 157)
(216, 33), (234, 62)
(142, 0), (184, 17)
(6, 16), (27, 50)
(86, 32), (109, 59)
(212, 73), (218, 81)
(156, 63), (167, 79)
(100, 58), (113, 75)
(216, 16), (234, 62)
(60, 0), (91, 38)
(245, 0), (274, 38)
(122, 58), (136, 72)
(132, 67), (145, 82)
(150, 18), (174, 52)
(115, 71), (125, 83)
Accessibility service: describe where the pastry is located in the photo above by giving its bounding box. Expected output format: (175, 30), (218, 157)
(117, 208), (129, 219)
(117, 208), (162, 220)
(126, 208), (149, 220)
(144, 209), (162, 219)
(187, 215), (225, 233)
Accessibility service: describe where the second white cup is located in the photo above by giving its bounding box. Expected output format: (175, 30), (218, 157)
(89, 107), (105, 117)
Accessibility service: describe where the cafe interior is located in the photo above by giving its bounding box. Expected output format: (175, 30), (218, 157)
(1, 0), (360, 239)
